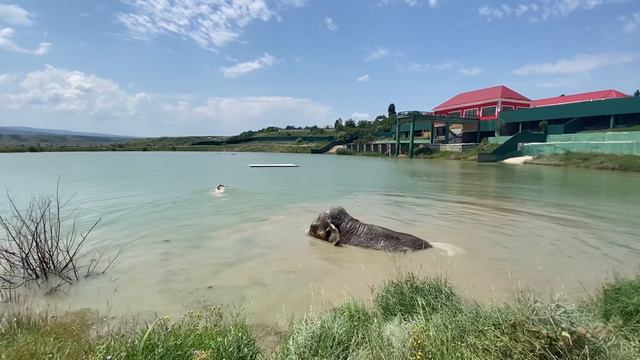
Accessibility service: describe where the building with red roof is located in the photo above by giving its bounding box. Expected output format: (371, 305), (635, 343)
(532, 89), (629, 108)
(433, 85), (532, 121)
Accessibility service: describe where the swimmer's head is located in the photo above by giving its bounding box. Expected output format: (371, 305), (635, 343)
(216, 184), (225, 190)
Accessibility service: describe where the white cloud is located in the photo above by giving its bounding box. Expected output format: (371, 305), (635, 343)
(0, 4), (32, 26)
(620, 12), (640, 33)
(404, 60), (482, 76)
(221, 53), (279, 78)
(0, 5), (50, 55)
(116, 0), (304, 49)
(0, 27), (51, 55)
(365, 47), (389, 61)
(193, 96), (332, 128)
(479, 0), (622, 22)
(278, 0), (307, 7)
(513, 53), (639, 75)
(407, 61), (456, 72)
(458, 67), (483, 76)
(351, 112), (369, 120)
(378, 0), (438, 8)
(324, 17), (338, 31)
(357, 73), (370, 82)
(0, 73), (15, 86)
(0, 65), (333, 136)
(3, 65), (149, 113)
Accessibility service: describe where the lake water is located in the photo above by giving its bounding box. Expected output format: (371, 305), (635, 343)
(1, 152), (639, 324)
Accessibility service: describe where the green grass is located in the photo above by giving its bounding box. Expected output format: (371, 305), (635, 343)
(597, 276), (640, 332)
(336, 148), (354, 155)
(0, 307), (261, 360)
(274, 302), (376, 359)
(2, 275), (640, 359)
(0, 134), (330, 153)
(374, 273), (462, 320)
(208, 141), (328, 153)
(273, 274), (640, 359)
(0, 311), (95, 360)
(414, 143), (500, 161)
(95, 308), (260, 360)
(527, 152), (640, 172)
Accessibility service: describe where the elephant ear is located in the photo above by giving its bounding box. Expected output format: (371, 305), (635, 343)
(327, 222), (341, 246)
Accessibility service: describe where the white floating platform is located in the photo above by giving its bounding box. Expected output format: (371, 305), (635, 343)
(248, 163), (298, 168)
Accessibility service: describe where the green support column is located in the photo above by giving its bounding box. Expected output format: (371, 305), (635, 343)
(519, 122), (523, 133)
(395, 122), (401, 157)
(444, 122), (450, 144)
(430, 122), (435, 144)
(610, 115), (616, 129)
(408, 113), (416, 158)
(476, 120), (480, 143)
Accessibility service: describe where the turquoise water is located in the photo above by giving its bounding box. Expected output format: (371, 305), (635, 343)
(1, 152), (639, 323)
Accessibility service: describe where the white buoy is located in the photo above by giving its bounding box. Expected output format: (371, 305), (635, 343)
(248, 164), (298, 168)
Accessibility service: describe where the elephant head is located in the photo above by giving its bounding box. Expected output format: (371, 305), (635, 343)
(307, 207), (349, 245)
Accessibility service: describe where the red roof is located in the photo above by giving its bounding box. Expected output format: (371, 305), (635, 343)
(533, 89), (629, 107)
(433, 85), (531, 111)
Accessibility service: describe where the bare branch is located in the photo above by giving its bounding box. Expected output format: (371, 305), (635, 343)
(0, 189), (120, 301)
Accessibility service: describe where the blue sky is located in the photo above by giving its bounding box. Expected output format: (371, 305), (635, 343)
(0, 0), (639, 136)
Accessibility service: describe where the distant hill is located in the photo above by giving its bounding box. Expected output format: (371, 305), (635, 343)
(0, 126), (133, 148)
(0, 126), (132, 139)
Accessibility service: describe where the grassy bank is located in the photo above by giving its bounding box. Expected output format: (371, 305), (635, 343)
(203, 141), (328, 153)
(416, 143), (500, 161)
(527, 153), (640, 172)
(0, 140), (331, 154)
(2, 274), (639, 359)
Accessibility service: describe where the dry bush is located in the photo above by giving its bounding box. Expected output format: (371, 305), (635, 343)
(0, 187), (118, 300)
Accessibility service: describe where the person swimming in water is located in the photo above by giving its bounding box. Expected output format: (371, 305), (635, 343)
(214, 184), (225, 194)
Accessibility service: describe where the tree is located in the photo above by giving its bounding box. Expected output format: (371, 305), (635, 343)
(336, 131), (347, 142)
(634, 89), (640, 97)
(388, 103), (399, 140)
(357, 120), (370, 128)
(334, 118), (344, 131)
(373, 115), (393, 131)
(344, 119), (356, 128)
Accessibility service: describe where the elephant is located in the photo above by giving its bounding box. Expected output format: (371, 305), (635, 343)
(307, 207), (432, 253)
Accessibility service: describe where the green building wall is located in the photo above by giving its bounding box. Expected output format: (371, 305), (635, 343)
(521, 131), (640, 156)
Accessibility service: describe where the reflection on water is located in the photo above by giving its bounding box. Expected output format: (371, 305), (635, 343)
(0, 152), (639, 323)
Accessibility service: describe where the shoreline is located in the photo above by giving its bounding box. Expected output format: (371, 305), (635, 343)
(2, 273), (639, 359)
(3, 144), (640, 173)
(343, 148), (640, 172)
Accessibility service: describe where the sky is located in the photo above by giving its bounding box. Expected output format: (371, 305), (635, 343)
(0, 0), (639, 136)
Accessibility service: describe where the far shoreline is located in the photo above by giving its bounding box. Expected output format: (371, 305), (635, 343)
(3, 143), (640, 173)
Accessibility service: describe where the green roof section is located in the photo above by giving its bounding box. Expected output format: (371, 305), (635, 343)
(499, 96), (640, 124)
